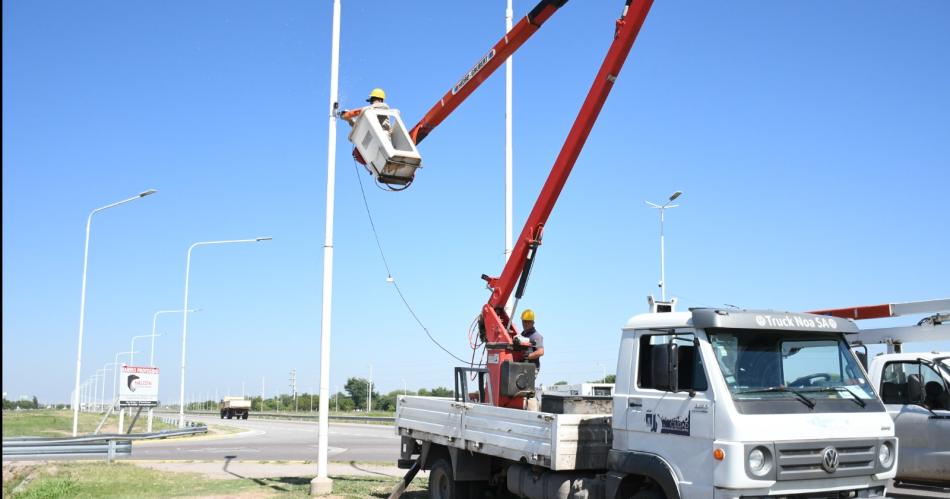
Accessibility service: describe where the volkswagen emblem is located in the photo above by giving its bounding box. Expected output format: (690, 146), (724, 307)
(821, 447), (839, 473)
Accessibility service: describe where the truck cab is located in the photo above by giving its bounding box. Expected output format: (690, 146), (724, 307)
(866, 352), (950, 487)
(612, 308), (897, 499)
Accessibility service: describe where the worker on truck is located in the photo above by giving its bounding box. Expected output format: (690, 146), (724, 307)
(520, 309), (545, 411)
(519, 309), (545, 367)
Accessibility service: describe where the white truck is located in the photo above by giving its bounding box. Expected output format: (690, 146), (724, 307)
(219, 396), (251, 420)
(395, 308), (898, 499)
(813, 298), (950, 489)
(866, 352), (950, 489)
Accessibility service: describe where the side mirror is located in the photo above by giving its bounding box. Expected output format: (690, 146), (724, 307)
(650, 342), (679, 392)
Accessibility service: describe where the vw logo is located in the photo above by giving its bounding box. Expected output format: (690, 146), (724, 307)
(821, 447), (839, 473)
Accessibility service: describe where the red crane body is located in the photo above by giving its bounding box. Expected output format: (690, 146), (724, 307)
(408, 0), (655, 408)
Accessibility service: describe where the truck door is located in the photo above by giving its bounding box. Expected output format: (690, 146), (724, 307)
(625, 330), (715, 498)
(878, 359), (950, 482)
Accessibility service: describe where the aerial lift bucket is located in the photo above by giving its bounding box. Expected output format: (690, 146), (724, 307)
(348, 108), (422, 187)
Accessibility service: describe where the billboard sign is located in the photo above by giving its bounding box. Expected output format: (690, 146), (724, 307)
(118, 365), (160, 407)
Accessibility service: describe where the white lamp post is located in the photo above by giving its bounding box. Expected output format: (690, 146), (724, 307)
(178, 237), (272, 428)
(645, 191), (682, 301)
(71, 189), (157, 436)
(100, 362), (115, 414)
(150, 309), (199, 366)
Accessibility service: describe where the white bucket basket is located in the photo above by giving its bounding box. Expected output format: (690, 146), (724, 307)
(348, 108), (422, 186)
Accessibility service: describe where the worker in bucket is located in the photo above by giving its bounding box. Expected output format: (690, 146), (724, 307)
(339, 88), (391, 134)
(519, 309), (545, 410)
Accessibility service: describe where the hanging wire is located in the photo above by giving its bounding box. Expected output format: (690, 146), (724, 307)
(351, 161), (474, 365)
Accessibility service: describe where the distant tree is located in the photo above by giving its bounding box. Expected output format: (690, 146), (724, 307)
(553, 381), (569, 386)
(604, 374), (616, 383)
(2, 397), (13, 410)
(334, 392), (355, 412)
(344, 377), (378, 410)
(32, 396), (39, 408)
(417, 386), (453, 398)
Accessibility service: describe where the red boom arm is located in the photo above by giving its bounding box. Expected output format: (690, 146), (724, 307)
(405, 0), (654, 408)
(409, 0), (568, 144)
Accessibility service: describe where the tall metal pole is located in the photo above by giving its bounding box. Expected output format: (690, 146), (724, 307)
(646, 191), (681, 303)
(151, 309), (198, 366)
(148, 309), (193, 431)
(367, 364), (373, 413)
(178, 238), (271, 428)
(659, 208), (666, 301)
(72, 189), (157, 436)
(313, 0), (341, 493)
(504, 0), (514, 313)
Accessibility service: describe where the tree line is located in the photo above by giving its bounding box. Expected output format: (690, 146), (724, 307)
(182, 378), (454, 413)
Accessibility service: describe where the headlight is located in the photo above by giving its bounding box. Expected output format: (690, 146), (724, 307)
(878, 441), (895, 468)
(748, 446), (773, 477)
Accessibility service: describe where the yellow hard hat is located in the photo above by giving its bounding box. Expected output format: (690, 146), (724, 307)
(367, 88), (386, 102)
(521, 309), (535, 321)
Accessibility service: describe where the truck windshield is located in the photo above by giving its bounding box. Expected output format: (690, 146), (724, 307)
(708, 330), (876, 404)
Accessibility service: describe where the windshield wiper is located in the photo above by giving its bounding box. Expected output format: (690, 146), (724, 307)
(735, 387), (816, 408)
(801, 387), (867, 407)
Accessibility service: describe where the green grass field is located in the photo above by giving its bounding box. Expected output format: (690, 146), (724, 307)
(2, 462), (429, 498)
(2, 409), (177, 438)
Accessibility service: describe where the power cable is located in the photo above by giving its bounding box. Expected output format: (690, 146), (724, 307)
(351, 162), (473, 365)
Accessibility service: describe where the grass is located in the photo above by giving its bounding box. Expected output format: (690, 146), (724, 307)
(2, 409), (178, 438)
(2, 462), (430, 498)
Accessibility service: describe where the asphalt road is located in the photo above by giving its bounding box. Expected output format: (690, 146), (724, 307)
(127, 414), (400, 462)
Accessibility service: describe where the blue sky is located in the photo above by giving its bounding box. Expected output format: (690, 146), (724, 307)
(3, 1), (948, 404)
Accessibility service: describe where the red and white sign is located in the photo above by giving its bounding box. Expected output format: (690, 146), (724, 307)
(119, 365), (160, 407)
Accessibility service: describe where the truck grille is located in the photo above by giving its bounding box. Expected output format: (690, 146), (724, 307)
(775, 439), (877, 480)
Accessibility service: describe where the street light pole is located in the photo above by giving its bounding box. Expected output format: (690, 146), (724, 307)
(367, 364), (373, 413)
(314, 3), (341, 494)
(100, 363), (115, 413)
(71, 189), (157, 436)
(151, 309), (199, 366)
(129, 334), (154, 366)
(645, 191), (682, 302)
(178, 237), (271, 428)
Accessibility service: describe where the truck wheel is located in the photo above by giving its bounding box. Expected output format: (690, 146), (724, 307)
(227, 412), (233, 419)
(220, 411), (225, 419)
(429, 458), (466, 499)
(630, 487), (664, 499)
(242, 413), (248, 420)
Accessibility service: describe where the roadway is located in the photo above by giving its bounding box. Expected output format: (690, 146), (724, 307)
(126, 414), (399, 462)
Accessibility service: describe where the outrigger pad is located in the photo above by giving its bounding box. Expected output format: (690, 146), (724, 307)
(500, 361), (537, 398)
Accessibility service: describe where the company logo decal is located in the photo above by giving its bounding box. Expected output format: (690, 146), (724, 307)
(453, 49), (496, 95)
(821, 447), (839, 473)
(645, 412), (690, 436)
(754, 314), (838, 330)
(127, 375), (140, 392)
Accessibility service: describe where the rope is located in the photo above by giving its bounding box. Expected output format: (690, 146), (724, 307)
(351, 162), (473, 365)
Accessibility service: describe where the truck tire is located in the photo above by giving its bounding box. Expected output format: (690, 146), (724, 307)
(630, 487), (664, 499)
(227, 412), (233, 419)
(220, 411), (225, 419)
(428, 457), (466, 499)
(242, 412), (248, 420)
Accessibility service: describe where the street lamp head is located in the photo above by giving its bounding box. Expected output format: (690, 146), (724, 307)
(669, 191), (682, 202)
(139, 189), (158, 198)
(255, 237), (273, 242)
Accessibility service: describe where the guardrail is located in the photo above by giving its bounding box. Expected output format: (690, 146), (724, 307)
(2, 427), (208, 462)
(154, 410), (395, 424)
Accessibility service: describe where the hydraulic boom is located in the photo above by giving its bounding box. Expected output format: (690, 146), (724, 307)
(405, 0), (654, 408)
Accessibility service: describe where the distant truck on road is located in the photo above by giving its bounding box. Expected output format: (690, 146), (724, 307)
(219, 396), (250, 420)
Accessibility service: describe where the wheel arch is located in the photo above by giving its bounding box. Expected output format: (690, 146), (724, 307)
(606, 450), (680, 499)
